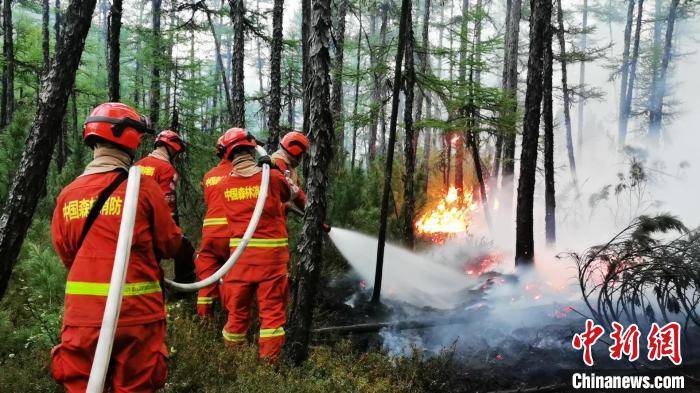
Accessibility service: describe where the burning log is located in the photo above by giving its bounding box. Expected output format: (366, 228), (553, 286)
(312, 312), (486, 335)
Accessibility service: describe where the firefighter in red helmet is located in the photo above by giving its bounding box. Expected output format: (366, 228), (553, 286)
(135, 129), (196, 285)
(193, 129), (243, 317)
(219, 129), (293, 361)
(50, 103), (184, 392)
(271, 131), (310, 210)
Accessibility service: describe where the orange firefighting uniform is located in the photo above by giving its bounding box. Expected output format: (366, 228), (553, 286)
(135, 152), (197, 285)
(50, 171), (182, 393)
(220, 160), (291, 361)
(194, 159), (233, 316)
(134, 154), (178, 216)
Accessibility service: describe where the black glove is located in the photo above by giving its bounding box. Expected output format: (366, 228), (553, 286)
(257, 155), (272, 167)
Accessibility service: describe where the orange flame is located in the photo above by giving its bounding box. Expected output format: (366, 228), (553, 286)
(415, 187), (477, 238)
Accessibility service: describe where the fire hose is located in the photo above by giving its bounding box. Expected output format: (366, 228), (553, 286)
(86, 166), (142, 393)
(165, 144), (271, 292)
(87, 146), (271, 391)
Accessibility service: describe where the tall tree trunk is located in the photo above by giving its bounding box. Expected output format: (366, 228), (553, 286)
(576, 0), (588, 151)
(107, 0), (122, 101)
(301, 0), (311, 133)
(330, 0), (346, 160)
(150, 0), (162, 127)
(287, 61), (295, 126)
(467, 0), (491, 230)
(616, 0), (635, 147)
(350, 10), (362, 169)
(418, 0), (431, 193)
(621, 0), (644, 145)
(454, 0), (469, 195)
(543, 23), (555, 245)
(267, 0), (284, 147)
(205, 5), (233, 123)
(230, 0), (245, 127)
(283, 0), (334, 366)
(0, 0), (97, 299)
(555, 0), (576, 181)
(43, 0), (50, 71)
(515, 0), (551, 266)
(402, 21), (416, 249)
(133, 1), (144, 106)
(368, 3), (389, 162)
(372, 0), (410, 304)
(55, 0), (68, 172)
(647, 0), (662, 137)
(648, 0), (679, 142)
(500, 0), (522, 210)
(1, 0), (14, 129)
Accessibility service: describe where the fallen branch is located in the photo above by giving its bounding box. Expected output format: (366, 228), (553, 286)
(485, 383), (570, 393)
(313, 313), (484, 335)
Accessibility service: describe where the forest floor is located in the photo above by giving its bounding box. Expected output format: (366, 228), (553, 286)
(3, 218), (700, 392)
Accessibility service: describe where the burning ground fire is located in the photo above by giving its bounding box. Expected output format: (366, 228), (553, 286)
(415, 187), (477, 242)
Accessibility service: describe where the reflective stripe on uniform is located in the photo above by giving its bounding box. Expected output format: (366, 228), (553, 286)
(259, 327), (285, 338)
(197, 296), (214, 305)
(202, 217), (227, 227)
(229, 238), (288, 248)
(222, 329), (246, 342)
(65, 281), (161, 296)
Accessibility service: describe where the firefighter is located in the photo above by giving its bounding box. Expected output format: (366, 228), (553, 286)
(193, 129), (240, 317)
(271, 131), (309, 211)
(219, 129), (292, 362)
(135, 130), (196, 285)
(50, 103), (183, 392)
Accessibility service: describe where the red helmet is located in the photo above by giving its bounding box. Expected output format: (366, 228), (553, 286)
(280, 131), (309, 158)
(83, 103), (153, 151)
(155, 130), (186, 154)
(221, 127), (257, 159)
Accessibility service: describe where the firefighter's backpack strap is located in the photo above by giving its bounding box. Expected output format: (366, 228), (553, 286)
(76, 169), (129, 251)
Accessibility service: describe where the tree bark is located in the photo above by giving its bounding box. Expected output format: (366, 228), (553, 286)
(0, 0), (97, 299)
(500, 0), (522, 209)
(350, 9), (362, 169)
(648, 0), (679, 141)
(515, 0), (551, 266)
(620, 0), (644, 146)
(133, 1), (144, 106)
(372, 0), (411, 304)
(647, 0), (662, 138)
(555, 0), (576, 182)
(267, 0), (284, 147)
(402, 20), (416, 249)
(229, 0), (246, 127)
(616, 0), (635, 147)
(543, 23), (555, 245)
(301, 0), (311, 133)
(1, 0), (14, 129)
(368, 3), (389, 162)
(454, 0), (469, 195)
(330, 0), (346, 157)
(205, 5), (233, 123)
(43, 0), (50, 71)
(576, 0), (588, 152)
(107, 0), (122, 101)
(283, 0), (334, 366)
(418, 0), (431, 193)
(149, 0), (162, 127)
